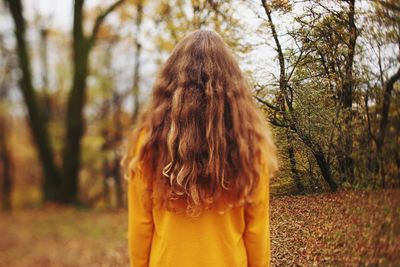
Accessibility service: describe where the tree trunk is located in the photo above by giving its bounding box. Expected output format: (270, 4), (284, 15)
(113, 155), (123, 208)
(5, 0), (62, 202)
(61, 0), (125, 205)
(0, 116), (13, 211)
(375, 67), (400, 187)
(62, 39), (89, 204)
(100, 97), (112, 207)
(113, 93), (124, 208)
(337, 0), (357, 185)
(286, 131), (304, 193)
(132, 0), (144, 122)
(294, 128), (337, 192)
(61, 1), (89, 203)
(313, 145), (337, 192)
(102, 159), (111, 207)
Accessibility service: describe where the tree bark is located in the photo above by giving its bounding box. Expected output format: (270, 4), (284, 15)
(112, 92), (124, 208)
(62, 0), (125, 204)
(313, 145), (337, 192)
(375, 67), (400, 187)
(5, 0), (62, 202)
(286, 131), (304, 193)
(0, 116), (13, 211)
(132, 0), (144, 122)
(61, 0), (89, 202)
(102, 159), (111, 207)
(337, 0), (357, 185)
(293, 126), (337, 192)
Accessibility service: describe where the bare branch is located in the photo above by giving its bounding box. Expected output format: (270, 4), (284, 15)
(89, 0), (126, 46)
(254, 95), (280, 111)
(268, 115), (290, 128)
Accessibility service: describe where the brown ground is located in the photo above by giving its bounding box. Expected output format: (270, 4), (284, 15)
(0, 189), (399, 267)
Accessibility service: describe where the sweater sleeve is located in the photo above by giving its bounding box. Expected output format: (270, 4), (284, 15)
(243, 163), (271, 267)
(127, 131), (154, 267)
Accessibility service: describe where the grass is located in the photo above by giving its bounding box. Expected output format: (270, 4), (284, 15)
(0, 188), (399, 266)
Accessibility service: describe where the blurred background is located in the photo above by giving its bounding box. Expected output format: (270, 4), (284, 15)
(0, 0), (399, 266)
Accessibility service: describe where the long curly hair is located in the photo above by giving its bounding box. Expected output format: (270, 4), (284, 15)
(121, 29), (278, 216)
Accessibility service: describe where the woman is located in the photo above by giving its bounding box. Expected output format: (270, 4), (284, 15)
(121, 29), (278, 267)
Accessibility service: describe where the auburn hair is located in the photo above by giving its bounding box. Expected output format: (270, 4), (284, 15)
(121, 29), (278, 216)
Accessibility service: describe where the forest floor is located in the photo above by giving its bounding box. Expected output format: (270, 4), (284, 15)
(0, 188), (399, 267)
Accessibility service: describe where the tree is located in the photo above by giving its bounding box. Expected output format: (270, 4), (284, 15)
(62, 0), (126, 204)
(4, 0), (62, 202)
(364, 0), (400, 187)
(131, 0), (145, 122)
(5, 0), (126, 205)
(0, 32), (14, 211)
(258, 0), (338, 192)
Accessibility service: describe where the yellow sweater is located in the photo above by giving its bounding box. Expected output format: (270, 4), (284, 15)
(127, 135), (271, 267)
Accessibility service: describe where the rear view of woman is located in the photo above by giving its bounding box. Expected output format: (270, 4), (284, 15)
(122, 29), (278, 267)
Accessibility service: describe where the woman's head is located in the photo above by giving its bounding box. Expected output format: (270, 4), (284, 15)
(122, 29), (278, 215)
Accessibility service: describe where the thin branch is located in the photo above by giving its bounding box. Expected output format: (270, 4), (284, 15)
(287, 49), (305, 83)
(89, 0), (126, 46)
(254, 95), (279, 111)
(268, 115), (290, 128)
